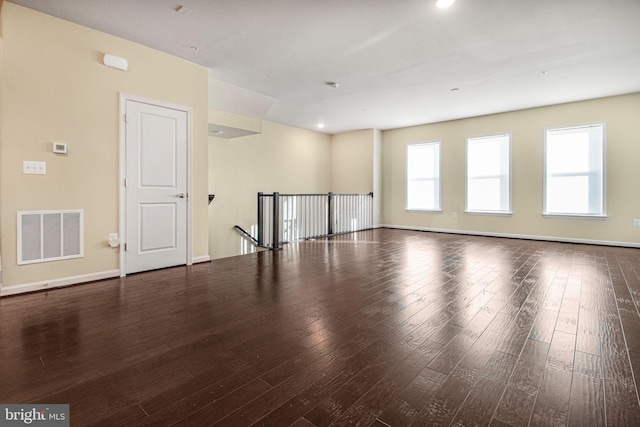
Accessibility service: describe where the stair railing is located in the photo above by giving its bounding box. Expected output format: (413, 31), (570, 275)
(236, 192), (374, 250)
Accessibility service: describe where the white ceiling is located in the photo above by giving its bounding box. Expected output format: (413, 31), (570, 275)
(10, 0), (640, 134)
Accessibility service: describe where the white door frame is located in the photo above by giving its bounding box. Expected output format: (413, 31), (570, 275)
(119, 93), (193, 277)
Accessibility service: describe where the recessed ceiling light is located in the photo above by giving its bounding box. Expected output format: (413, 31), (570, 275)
(541, 70), (548, 76)
(435, 0), (455, 8)
(176, 5), (192, 15)
(326, 82), (339, 89)
(190, 46), (199, 52)
(317, 123), (325, 129)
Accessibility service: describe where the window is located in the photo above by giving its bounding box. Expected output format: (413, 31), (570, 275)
(407, 142), (441, 210)
(466, 134), (511, 213)
(544, 123), (605, 216)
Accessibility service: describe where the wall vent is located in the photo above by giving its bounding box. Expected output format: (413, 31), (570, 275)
(17, 210), (84, 265)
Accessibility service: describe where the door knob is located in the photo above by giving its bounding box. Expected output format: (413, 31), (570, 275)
(177, 193), (186, 199)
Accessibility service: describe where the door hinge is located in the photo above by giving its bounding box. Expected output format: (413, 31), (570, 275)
(124, 114), (128, 124)
(124, 243), (127, 251)
(124, 178), (128, 188)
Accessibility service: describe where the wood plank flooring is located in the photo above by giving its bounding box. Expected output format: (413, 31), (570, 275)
(1, 228), (640, 426)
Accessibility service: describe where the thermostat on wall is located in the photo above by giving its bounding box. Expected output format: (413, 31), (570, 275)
(53, 142), (68, 154)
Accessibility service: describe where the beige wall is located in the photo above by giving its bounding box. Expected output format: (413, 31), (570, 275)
(330, 129), (375, 194)
(208, 112), (331, 259)
(0, 0), (4, 283)
(0, 3), (209, 289)
(330, 128), (382, 225)
(382, 93), (640, 245)
(373, 129), (382, 225)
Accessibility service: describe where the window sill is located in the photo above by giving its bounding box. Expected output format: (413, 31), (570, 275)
(465, 210), (513, 217)
(543, 213), (608, 220)
(406, 208), (443, 213)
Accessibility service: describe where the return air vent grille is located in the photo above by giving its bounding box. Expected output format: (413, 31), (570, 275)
(17, 210), (84, 265)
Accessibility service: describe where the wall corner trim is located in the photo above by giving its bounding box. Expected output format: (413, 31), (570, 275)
(192, 255), (211, 264)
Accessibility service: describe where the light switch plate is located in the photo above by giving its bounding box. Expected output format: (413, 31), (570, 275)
(23, 161), (46, 175)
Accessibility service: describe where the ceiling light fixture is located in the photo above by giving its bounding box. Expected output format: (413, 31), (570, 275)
(176, 5), (192, 15)
(435, 0), (455, 8)
(317, 123), (325, 129)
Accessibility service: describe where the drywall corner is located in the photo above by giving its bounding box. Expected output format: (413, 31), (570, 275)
(209, 108), (262, 134)
(373, 128), (382, 226)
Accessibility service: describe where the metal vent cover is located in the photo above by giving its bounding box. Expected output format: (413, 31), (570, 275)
(17, 210), (83, 265)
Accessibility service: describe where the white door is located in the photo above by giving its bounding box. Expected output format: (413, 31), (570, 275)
(124, 100), (188, 274)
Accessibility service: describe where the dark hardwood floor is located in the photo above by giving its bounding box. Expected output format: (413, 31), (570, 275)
(2, 228), (640, 426)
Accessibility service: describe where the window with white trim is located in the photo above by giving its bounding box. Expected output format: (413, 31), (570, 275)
(466, 134), (511, 213)
(544, 123), (605, 216)
(407, 142), (441, 211)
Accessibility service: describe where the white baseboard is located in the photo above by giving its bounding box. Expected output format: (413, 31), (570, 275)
(192, 255), (211, 264)
(1, 256), (211, 297)
(380, 224), (640, 248)
(0, 270), (120, 297)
